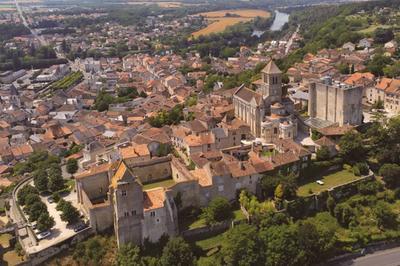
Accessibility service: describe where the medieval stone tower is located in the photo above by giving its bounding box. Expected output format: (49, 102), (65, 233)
(261, 60), (282, 104)
(111, 161), (144, 247)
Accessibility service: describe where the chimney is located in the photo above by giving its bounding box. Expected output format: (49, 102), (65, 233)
(240, 162), (245, 170)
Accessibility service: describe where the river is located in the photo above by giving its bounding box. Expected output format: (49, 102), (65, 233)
(270, 10), (290, 31)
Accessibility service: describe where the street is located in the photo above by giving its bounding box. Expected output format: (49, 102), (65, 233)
(339, 247), (400, 266)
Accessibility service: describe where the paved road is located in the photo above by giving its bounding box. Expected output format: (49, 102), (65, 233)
(14, 0), (47, 46)
(285, 24), (300, 55)
(340, 247), (400, 266)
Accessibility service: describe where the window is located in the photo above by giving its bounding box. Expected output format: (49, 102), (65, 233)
(274, 128), (278, 134)
(150, 211), (156, 217)
(124, 211), (129, 217)
(121, 190), (127, 196)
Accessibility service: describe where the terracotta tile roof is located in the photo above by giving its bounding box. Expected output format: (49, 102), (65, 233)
(314, 136), (335, 147)
(10, 144), (33, 158)
(317, 125), (355, 136)
(191, 168), (212, 187)
(344, 72), (375, 86)
(376, 78), (400, 94)
(143, 187), (165, 211)
(75, 163), (111, 180)
(270, 152), (299, 168)
(234, 85), (263, 105)
(227, 161), (257, 178)
(110, 161), (136, 189)
(120, 144), (150, 159)
(184, 133), (215, 147)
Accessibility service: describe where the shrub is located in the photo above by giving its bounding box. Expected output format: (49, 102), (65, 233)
(201, 197), (232, 225)
(355, 162), (369, 176)
(358, 181), (382, 195)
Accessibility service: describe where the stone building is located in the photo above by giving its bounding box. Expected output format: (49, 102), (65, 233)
(233, 60), (296, 142)
(308, 76), (363, 127)
(367, 78), (400, 114)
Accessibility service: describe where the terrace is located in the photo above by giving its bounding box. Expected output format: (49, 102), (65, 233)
(297, 169), (362, 197)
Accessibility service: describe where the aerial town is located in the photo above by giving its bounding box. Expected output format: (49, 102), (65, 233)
(1, 0), (400, 265)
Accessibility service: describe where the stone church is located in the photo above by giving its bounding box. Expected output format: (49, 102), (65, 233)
(233, 60), (297, 142)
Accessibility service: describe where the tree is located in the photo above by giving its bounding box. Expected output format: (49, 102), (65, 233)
(116, 243), (142, 266)
(338, 131), (365, 163)
(220, 224), (264, 266)
(17, 185), (38, 205)
(37, 212), (55, 232)
(373, 201), (397, 229)
(374, 28), (394, 44)
(33, 169), (48, 192)
(316, 146), (331, 161)
(201, 197), (232, 225)
(334, 203), (355, 227)
(58, 199), (80, 224)
(86, 237), (105, 264)
(48, 167), (64, 192)
(27, 201), (47, 222)
(260, 175), (280, 199)
(261, 224), (301, 266)
(379, 163), (400, 188)
(160, 237), (195, 266)
(66, 158), (79, 176)
(24, 193), (41, 207)
(326, 196), (336, 215)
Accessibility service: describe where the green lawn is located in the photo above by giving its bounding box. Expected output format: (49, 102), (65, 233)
(195, 233), (226, 250)
(358, 24), (392, 33)
(143, 179), (176, 190)
(182, 208), (246, 231)
(297, 169), (361, 197)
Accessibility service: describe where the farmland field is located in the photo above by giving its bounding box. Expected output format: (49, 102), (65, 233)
(0, 4), (15, 11)
(192, 9), (270, 38)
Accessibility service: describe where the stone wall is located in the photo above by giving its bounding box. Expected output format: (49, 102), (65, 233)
(19, 227), (94, 266)
(125, 156), (172, 184)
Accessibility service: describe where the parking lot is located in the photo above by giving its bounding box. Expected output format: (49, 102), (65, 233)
(24, 185), (82, 254)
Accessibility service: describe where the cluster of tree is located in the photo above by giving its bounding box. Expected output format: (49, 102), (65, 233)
(217, 217), (336, 266)
(259, 173), (298, 201)
(60, 142), (84, 158)
(17, 185), (55, 231)
(148, 104), (185, 128)
(200, 197), (233, 225)
(0, 24), (30, 42)
(13, 151), (59, 177)
(203, 62), (267, 93)
(93, 88), (147, 112)
(57, 199), (80, 224)
(0, 44), (65, 71)
(32, 158), (64, 193)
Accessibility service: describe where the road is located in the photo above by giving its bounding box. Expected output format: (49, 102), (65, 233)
(14, 0), (47, 46)
(285, 24), (300, 55)
(340, 247), (400, 266)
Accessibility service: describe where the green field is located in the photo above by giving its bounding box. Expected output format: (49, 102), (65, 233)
(142, 178), (176, 190)
(297, 169), (361, 197)
(49, 71), (83, 91)
(358, 24), (393, 34)
(183, 208), (246, 230)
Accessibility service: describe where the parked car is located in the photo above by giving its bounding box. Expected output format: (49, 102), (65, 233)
(37, 231), (51, 240)
(74, 223), (88, 232)
(47, 196), (54, 203)
(316, 180), (324, 185)
(30, 222), (37, 230)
